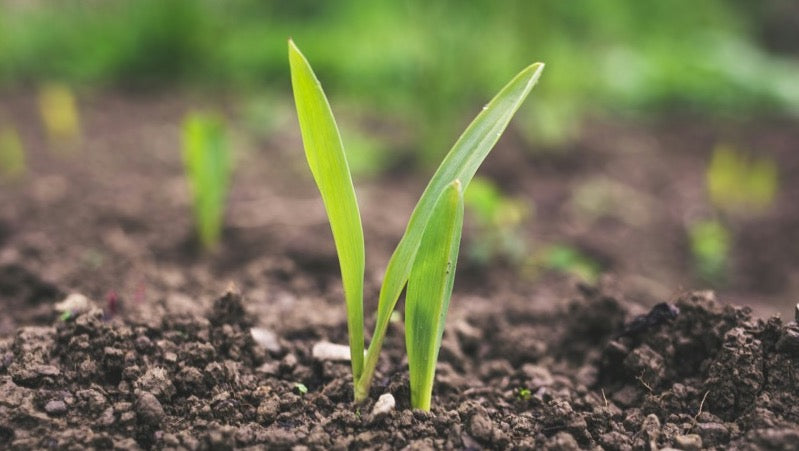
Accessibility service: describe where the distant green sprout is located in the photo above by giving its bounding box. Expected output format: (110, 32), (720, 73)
(535, 244), (601, 283)
(689, 219), (730, 283)
(289, 40), (543, 409)
(517, 387), (532, 401)
(464, 177), (531, 265)
(38, 83), (82, 147)
(707, 145), (778, 215)
(181, 113), (232, 251)
(294, 383), (309, 395)
(0, 126), (26, 179)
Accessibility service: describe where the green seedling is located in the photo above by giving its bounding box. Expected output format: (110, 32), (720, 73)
(464, 177), (531, 265)
(182, 112), (232, 251)
(688, 219), (730, 283)
(289, 40), (543, 409)
(517, 387), (532, 401)
(294, 382), (309, 395)
(707, 145), (778, 215)
(38, 83), (82, 147)
(533, 244), (601, 283)
(0, 126), (26, 179)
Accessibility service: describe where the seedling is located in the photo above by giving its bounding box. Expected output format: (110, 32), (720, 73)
(181, 112), (231, 251)
(289, 40), (543, 409)
(38, 83), (82, 147)
(688, 219), (730, 283)
(0, 126), (26, 179)
(294, 383), (309, 395)
(538, 244), (601, 283)
(464, 177), (530, 264)
(517, 387), (532, 401)
(706, 145), (778, 215)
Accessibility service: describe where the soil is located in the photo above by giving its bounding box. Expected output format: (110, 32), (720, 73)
(2, 284), (798, 449)
(1, 91), (798, 449)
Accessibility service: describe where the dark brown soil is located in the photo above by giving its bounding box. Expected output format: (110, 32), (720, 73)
(1, 285), (798, 449)
(1, 92), (799, 449)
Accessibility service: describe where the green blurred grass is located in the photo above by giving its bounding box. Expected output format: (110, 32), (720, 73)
(2, 0), (798, 160)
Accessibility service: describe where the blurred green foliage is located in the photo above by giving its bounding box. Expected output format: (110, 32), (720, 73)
(688, 219), (731, 283)
(707, 145), (778, 215)
(182, 112), (231, 251)
(0, 126), (26, 179)
(464, 177), (530, 265)
(37, 83), (81, 147)
(2, 0), (798, 164)
(536, 244), (602, 283)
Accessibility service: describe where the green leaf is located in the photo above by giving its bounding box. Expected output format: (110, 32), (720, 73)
(356, 61), (544, 400)
(289, 40), (365, 381)
(182, 112), (231, 251)
(0, 126), (26, 179)
(405, 180), (464, 411)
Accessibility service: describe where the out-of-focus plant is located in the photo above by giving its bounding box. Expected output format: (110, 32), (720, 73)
(4, 1), (799, 164)
(570, 176), (654, 227)
(181, 112), (231, 251)
(706, 145), (778, 215)
(464, 177), (531, 264)
(532, 243), (602, 283)
(0, 126), (26, 179)
(289, 40), (543, 409)
(688, 219), (730, 283)
(38, 83), (81, 147)
(689, 145), (777, 283)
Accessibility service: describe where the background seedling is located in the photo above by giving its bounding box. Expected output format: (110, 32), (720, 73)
(533, 243), (602, 283)
(38, 82), (82, 148)
(289, 40), (543, 408)
(689, 219), (730, 283)
(464, 177), (530, 265)
(0, 126), (26, 180)
(182, 112), (232, 251)
(688, 145), (778, 284)
(706, 145), (778, 215)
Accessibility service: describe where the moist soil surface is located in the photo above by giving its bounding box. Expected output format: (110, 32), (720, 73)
(2, 286), (799, 449)
(1, 92), (798, 449)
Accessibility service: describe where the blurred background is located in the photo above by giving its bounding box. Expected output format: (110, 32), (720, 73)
(1, 0), (798, 329)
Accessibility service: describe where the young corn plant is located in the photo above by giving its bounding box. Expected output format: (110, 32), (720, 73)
(182, 112), (231, 251)
(289, 40), (543, 409)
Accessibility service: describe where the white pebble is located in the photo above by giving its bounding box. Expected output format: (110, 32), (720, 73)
(250, 328), (281, 353)
(54, 293), (92, 314)
(371, 393), (396, 417)
(311, 341), (351, 361)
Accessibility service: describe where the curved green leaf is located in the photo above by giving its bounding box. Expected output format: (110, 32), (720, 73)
(289, 40), (365, 381)
(357, 62), (544, 400)
(405, 180), (464, 411)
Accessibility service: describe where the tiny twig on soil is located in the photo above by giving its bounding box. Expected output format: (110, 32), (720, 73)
(601, 388), (609, 408)
(636, 370), (653, 393)
(694, 390), (710, 423)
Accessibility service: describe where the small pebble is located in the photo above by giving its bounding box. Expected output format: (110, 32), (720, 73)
(697, 422), (730, 443)
(136, 391), (165, 426)
(45, 400), (67, 416)
(371, 393), (396, 417)
(641, 413), (661, 441)
(675, 434), (703, 450)
(250, 328), (282, 353)
(54, 293), (93, 315)
(312, 341), (351, 361)
(469, 413), (494, 441)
